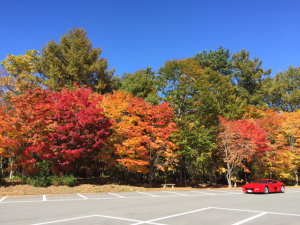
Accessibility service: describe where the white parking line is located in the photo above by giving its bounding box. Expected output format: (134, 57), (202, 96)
(43, 195), (46, 202)
(131, 207), (211, 225)
(0, 196), (7, 202)
(190, 191), (216, 195)
(108, 192), (125, 198)
(0, 193), (246, 204)
(207, 190), (242, 195)
(232, 212), (267, 225)
(77, 193), (88, 199)
(31, 214), (166, 225)
(211, 207), (300, 217)
(136, 191), (158, 197)
(162, 191), (188, 196)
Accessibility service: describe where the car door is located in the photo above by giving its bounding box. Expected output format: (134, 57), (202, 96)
(268, 180), (275, 192)
(272, 180), (280, 192)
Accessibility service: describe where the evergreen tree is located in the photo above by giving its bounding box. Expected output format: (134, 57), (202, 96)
(192, 46), (232, 76)
(264, 66), (300, 112)
(119, 67), (159, 105)
(37, 28), (117, 93)
(231, 49), (272, 106)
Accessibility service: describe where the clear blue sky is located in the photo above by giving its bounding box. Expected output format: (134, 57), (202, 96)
(1, 0), (299, 77)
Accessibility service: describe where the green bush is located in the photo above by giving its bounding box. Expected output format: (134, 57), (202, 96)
(27, 160), (52, 187)
(28, 176), (49, 187)
(60, 174), (78, 186)
(9, 175), (28, 184)
(49, 174), (78, 187)
(49, 175), (61, 186)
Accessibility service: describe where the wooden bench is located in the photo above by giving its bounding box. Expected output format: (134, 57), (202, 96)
(161, 184), (176, 188)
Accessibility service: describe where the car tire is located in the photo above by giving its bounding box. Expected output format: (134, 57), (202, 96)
(280, 185), (285, 193)
(264, 186), (269, 194)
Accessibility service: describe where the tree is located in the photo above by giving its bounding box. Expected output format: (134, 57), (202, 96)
(277, 111), (300, 185)
(100, 91), (135, 182)
(37, 28), (117, 93)
(39, 87), (113, 173)
(157, 59), (245, 186)
(192, 46), (232, 76)
(0, 50), (42, 103)
(231, 49), (272, 106)
(0, 88), (55, 178)
(218, 117), (269, 187)
(117, 97), (178, 187)
(101, 91), (178, 187)
(264, 66), (300, 112)
(119, 67), (159, 105)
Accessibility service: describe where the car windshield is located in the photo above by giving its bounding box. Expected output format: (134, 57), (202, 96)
(252, 180), (268, 184)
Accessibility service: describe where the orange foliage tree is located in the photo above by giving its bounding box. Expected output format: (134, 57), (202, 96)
(101, 91), (178, 187)
(0, 88), (55, 178)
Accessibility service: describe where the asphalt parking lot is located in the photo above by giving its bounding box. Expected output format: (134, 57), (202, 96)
(0, 188), (299, 225)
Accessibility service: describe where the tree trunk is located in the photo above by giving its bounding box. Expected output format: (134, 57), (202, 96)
(184, 164), (187, 187)
(215, 171), (219, 185)
(179, 157), (183, 186)
(234, 176), (237, 188)
(209, 166), (212, 186)
(245, 172), (248, 183)
(115, 166), (119, 183)
(226, 162), (232, 188)
(295, 169), (299, 186)
(202, 162), (205, 184)
(125, 169), (129, 184)
(149, 169), (152, 188)
(9, 157), (14, 180)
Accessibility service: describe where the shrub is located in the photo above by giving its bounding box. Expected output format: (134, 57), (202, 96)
(28, 176), (49, 187)
(60, 174), (78, 186)
(49, 175), (61, 186)
(49, 174), (78, 187)
(9, 175), (28, 184)
(27, 160), (52, 187)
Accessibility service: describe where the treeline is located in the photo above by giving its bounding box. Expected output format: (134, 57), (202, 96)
(0, 28), (299, 187)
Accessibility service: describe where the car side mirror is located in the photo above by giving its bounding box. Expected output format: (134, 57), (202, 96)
(270, 182), (273, 184)
(250, 181), (252, 183)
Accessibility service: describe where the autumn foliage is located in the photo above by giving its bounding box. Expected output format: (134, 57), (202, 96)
(0, 88), (178, 185)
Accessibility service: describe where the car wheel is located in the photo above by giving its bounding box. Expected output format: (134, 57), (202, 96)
(264, 186), (269, 194)
(280, 185), (285, 193)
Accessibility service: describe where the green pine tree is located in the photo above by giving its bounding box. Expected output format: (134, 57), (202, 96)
(37, 28), (117, 93)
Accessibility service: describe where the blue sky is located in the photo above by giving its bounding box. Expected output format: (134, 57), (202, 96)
(1, 0), (299, 77)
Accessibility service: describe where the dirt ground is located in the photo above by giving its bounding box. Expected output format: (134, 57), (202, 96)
(0, 182), (298, 197)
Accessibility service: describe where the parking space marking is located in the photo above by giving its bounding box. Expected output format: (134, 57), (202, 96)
(130, 207), (211, 225)
(162, 191), (188, 196)
(136, 191), (158, 197)
(190, 190), (216, 195)
(231, 212), (267, 225)
(108, 192), (125, 198)
(0, 196), (7, 202)
(1, 189), (299, 204)
(31, 214), (166, 225)
(207, 190), (242, 195)
(77, 193), (88, 199)
(212, 207), (300, 217)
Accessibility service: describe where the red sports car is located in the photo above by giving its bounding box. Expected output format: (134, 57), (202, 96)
(242, 179), (285, 194)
